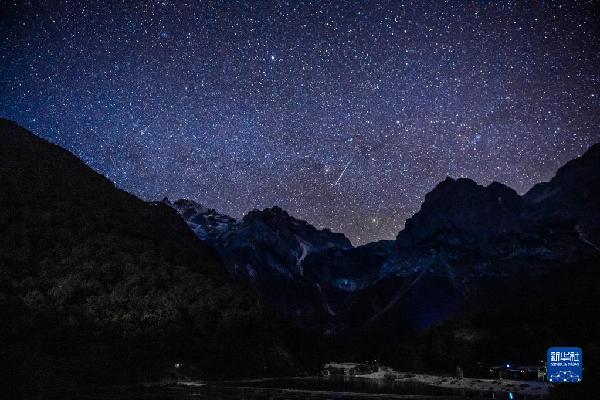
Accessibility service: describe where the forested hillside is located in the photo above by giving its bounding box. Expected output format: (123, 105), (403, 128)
(0, 119), (308, 398)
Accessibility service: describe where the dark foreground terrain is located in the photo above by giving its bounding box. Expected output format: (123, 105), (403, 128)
(52, 377), (593, 400)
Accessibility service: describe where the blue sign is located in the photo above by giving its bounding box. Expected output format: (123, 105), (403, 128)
(547, 347), (582, 383)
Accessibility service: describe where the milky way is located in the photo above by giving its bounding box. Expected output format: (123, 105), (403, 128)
(1, 1), (599, 244)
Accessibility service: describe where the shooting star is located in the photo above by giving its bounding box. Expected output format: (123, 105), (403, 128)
(333, 159), (352, 186)
(140, 119), (156, 136)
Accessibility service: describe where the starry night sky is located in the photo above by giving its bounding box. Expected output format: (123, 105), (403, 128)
(1, 1), (599, 244)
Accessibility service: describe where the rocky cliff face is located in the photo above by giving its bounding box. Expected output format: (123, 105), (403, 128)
(397, 178), (524, 248)
(392, 144), (600, 279)
(168, 198), (236, 242)
(523, 143), (600, 246)
(164, 200), (355, 331)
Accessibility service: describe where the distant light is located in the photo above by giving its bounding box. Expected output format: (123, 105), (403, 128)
(509, 393), (514, 400)
(506, 364), (511, 368)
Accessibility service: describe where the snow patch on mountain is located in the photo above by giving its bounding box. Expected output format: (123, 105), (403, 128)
(295, 235), (313, 275)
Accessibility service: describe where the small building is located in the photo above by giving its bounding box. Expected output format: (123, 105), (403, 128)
(322, 362), (378, 376)
(488, 362), (546, 381)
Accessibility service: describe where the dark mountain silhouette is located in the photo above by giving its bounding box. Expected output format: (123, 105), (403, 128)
(0, 119), (312, 398)
(172, 143), (600, 337)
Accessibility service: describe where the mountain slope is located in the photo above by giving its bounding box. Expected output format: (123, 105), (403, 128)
(0, 119), (304, 397)
(523, 143), (600, 244)
(167, 199), (355, 331)
(360, 144), (600, 330)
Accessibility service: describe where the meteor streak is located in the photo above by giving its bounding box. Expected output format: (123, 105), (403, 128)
(333, 159), (352, 186)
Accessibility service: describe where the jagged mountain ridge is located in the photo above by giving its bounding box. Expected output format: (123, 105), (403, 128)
(171, 143), (600, 333)
(167, 198), (236, 242)
(167, 199), (352, 278)
(165, 198), (356, 331)
(396, 144), (600, 275)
